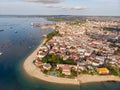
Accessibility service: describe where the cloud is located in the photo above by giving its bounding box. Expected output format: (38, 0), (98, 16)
(24, 0), (65, 3)
(45, 5), (86, 10)
(63, 6), (86, 10)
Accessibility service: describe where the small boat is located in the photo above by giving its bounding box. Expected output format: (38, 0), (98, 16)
(43, 34), (46, 37)
(31, 23), (34, 26)
(10, 27), (13, 29)
(0, 29), (4, 32)
(29, 46), (31, 49)
(0, 52), (3, 55)
(15, 31), (18, 33)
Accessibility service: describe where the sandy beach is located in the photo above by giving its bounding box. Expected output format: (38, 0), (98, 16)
(23, 37), (79, 85)
(23, 38), (120, 85)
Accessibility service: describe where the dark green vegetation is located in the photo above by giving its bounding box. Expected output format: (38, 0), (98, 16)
(48, 18), (86, 25)
(67, 20), (86, 25)
(33, 60), (36, 64)
(42, 54), (77, 65)
(109, 43), (120, 48)
(107, 39), (116, 43)
(103, 27), (120, 32)
(47, 17), (67, 22)
(46, 30), (61, 42)
(47, 17), (86, 25)
(109, 68), (119, 76)
(42, 54), (62, 64)
(107, 64), (119, 76)
(114, 50), (120, 55)
(107, 38), (120, 44)
(71, 67), (77, 76)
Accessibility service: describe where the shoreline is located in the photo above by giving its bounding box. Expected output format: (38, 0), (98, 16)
(23, 37), (120, 85)
(23, 37), (79, 85)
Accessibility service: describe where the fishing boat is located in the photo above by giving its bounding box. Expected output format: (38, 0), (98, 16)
(0, 52), (3, 55)
(43, 34), (46, 37)
(0, 29), (4, 32)
(15, 31), (18, 33)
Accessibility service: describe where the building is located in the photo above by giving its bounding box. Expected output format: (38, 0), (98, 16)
(43, 63), (51, 70)
(57, 64), (71, 75)
(96, 68), (109, 75)
(35, 61), (43, 67)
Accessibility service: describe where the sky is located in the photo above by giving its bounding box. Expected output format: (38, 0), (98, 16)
(0, 0), (120, 16)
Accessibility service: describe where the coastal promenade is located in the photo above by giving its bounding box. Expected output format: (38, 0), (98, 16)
(23, 38), (120, 85)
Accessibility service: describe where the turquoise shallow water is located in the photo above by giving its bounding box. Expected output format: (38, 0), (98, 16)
(0, 16), (120, 90)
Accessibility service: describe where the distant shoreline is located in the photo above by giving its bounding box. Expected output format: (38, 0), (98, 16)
(23, 37), (120, 85)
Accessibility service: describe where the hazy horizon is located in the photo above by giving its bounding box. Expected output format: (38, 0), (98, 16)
(0, 0), (120, 16)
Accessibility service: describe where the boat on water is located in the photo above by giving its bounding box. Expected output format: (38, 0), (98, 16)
(43, 34), (46, 37)
(31, 22), (34, 26)
(15, 31), (18, 33)
(0, 29), (4, 32)
(0, 52), (3, 55)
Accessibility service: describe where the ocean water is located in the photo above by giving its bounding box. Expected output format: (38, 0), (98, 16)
(0, 16), (120, 90)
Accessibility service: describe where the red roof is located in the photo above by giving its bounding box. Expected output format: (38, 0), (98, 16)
(36, 57), (39, 60)
(58, 64), (71, 71)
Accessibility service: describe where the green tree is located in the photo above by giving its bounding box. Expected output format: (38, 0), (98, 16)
(42, 54), (76, 65)
(114, 50), (120, 55)
(63, 59), (77, 65)
(71, 67), (77, 76)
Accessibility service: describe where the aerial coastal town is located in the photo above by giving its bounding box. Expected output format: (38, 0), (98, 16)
(33, 17), (120, 78)
(1, 0), (120, 89)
